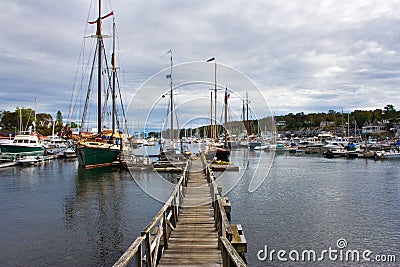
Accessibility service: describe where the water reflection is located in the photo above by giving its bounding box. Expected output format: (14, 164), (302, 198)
(63, 166), (134, 266)
(2, 148), (398, 266)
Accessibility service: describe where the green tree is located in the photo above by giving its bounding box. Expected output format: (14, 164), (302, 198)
(383, 104), (396, 120)
(55, 111), (63, 133)
(56, 111), (63, 126)
(0, 107), (36, 132)
(351, 110), (372, 128)
(372, 109), (383, 122)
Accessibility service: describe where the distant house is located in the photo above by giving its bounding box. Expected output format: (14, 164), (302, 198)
(319, 121), (335, 128)
(276, 121), (286, 127)
(362, 120), (386, 135)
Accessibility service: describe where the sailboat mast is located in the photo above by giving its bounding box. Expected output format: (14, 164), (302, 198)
(112, 17), (116, 134)
(210, 91), (213, 139)
(224, 87), (228, 140)
(347, 112), (350, 137)
(169, 50), (173, 140)
(341, 109), (344, 137)
(97, 0), (102, 134)
(19, 106), (22, 133)
(214, 60), (217, 142)
(33, 98), (37, 133)
(246, 92), (249, 134)
(242, 99), (245, 133)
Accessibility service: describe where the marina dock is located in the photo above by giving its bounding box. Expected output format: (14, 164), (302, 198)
(113, 155), (247, 267)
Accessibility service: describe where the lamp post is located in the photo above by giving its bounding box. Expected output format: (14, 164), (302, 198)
(206, 57), (217, 142)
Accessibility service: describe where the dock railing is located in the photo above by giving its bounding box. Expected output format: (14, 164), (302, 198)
(202, 153), (247, 267)
(113, 160), (190, 267)
(114, 154), (246, 267)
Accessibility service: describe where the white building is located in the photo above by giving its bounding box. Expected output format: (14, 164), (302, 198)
(362, 120), (386, 135)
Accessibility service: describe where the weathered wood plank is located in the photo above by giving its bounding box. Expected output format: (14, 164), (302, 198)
(231, 224), (247, 253)
(220, 236), (247, 267)
(158, 159), (223, 266)
(112, 236), (145, 267)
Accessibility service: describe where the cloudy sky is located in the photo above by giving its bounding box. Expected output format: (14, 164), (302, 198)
(1, 0), (400, 128)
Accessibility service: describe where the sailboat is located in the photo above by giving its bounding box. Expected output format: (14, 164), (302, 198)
(213, 87), (231, 162)
(204, 58), (230, 163)
(243, 92), (261, 150)
(74, 1), (125, 169)
(159, 49), (184, 162)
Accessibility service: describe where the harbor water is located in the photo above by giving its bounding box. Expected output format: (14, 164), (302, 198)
(0, 146), (399, 266)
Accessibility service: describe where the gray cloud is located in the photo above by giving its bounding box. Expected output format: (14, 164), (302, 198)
(1, 0), (399, 127)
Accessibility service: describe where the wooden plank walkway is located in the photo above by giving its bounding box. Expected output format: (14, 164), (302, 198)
(158, 158), (223, 266)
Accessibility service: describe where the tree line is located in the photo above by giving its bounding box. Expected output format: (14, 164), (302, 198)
(274, 104), (399, 135)
(145, 104), (400, 139)
(0, 108), (64, 136)
(2, 104), (398, 138)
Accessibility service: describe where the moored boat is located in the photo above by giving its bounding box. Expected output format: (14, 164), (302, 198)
(43, 135), (70, 156)
(375, 150), (400, 159)
(76, 139), (121, 168)
(17, 155), (44, 166)
(0, 131), (45, 156)
(70, 1), (128, 169)
(63, 147), (77, 158)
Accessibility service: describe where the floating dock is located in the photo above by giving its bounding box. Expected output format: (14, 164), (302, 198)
(210, 163), (239, 172)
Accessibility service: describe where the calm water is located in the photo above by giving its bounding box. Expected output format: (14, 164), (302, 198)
(0, 147), (399, 266)
(226, 150), (400, 266)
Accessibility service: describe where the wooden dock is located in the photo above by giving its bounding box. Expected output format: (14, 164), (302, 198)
(158, 159), (222, 266)
(114, 155), (247, 267)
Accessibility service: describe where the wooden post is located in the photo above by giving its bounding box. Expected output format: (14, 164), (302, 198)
(136, 243), (143, 267)
(217, 184), (222, 195)
(162, 211), (168, 250)
(172, 197), (177, 227)
(144, 232), (152, 267)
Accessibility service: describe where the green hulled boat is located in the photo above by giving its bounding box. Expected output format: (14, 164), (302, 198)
(0, 132), (45, 156)
(74, 1), (126, 169)
(76, 141), (120, 169)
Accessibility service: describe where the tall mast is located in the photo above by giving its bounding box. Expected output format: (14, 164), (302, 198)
(242, 99), (245, 133)
(97, 0), (102, 134)
(347, 112), (350, 137)
(170, 50), (173, 140)
(246, 92), (249, 134)
(19, 107), (22, 133)
(341, 109), (344, 137)
(112, 16), (116, 133)
(214, 60), (217, 142)
(210, 91), (213, 139)
(33, 97), (37, 133)
(224, 87), (228, 140)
